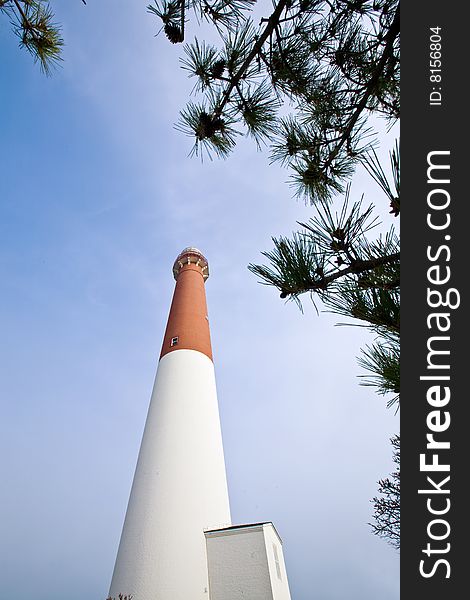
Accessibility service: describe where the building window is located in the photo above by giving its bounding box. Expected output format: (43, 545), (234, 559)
(273, 543), (282, 580)
(170, 336), (179, 347)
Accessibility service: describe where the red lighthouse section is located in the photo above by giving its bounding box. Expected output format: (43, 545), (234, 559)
(160, 247), (213, 362)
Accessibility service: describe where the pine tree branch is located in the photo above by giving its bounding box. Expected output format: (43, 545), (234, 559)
(13, 0), (34, 33)
(214, 0), (290, 116)
(250, 248), (400, 298)
(8, 0), (64, 73)
(323, 4), (400, 171)
(297, 251), (400, 293)
(180, 0), (185, 40)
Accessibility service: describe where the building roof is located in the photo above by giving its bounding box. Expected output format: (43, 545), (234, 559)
(204, 521), (283, 544)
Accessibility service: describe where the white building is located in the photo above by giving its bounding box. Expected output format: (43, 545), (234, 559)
(206, 522), (291, 600)
(108, 248), (291, 600)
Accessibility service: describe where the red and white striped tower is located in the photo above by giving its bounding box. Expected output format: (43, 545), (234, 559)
(109, 247), (231, 600)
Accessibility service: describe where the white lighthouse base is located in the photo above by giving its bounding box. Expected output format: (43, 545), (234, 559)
(109, 349), (231, 600)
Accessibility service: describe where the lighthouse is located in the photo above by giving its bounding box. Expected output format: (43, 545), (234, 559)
(108, 247), (292, 600)
(108, 247), (231, 600)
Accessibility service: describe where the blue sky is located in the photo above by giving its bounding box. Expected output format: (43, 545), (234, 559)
(1, 3), (399, 599)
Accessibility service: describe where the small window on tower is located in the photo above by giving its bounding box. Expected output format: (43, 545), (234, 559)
(170, 336), (179, 347)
